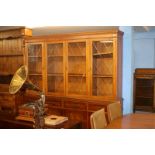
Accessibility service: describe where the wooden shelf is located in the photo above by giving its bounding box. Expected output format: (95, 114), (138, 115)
(0, 54), (23, 57)
(48, 55), (63, 58)
(134, 105), (153, 109)
(93, 52), (113, 57)
(0, 49), (22, 53)
(136, 85), (153, 88)
(136, 96), (153, 99)
(48, 73), (63, 76)
(0, 36), (23, 40)
(29, 73), (42, 76)
(68, 55), (86, 57)
(93, 75), (113, 78)
(28, 56), (42, 58)
(68, 74), (86, 77)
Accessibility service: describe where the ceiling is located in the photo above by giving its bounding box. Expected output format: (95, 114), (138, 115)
(0, 26), (155, 36)
(134, 26), (155, 32)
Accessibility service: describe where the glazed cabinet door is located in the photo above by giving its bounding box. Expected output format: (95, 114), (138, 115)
(66, 41), (89, 96)
(26, 43), (44, 92)
(46, 42), (65, 95)
(91, 39), (115, 99)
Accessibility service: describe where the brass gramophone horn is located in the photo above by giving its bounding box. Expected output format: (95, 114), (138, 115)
(9, 65), (28, 94)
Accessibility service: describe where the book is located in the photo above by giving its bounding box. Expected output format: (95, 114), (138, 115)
(45, 115), (68, 125)
(16, 115), (34, 122)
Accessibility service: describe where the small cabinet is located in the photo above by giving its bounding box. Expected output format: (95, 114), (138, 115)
(134, 69), (155, 112)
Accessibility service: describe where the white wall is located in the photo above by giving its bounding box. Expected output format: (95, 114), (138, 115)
(119, 26), (134, 114)
(134, 32), (155, 69)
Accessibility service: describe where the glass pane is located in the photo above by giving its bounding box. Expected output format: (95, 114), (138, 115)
(93, 40), (113, 54)
(27, 44), (43, 90)
(92, 40), (113, 96)
(48, 76), (64, 93)
(68, 42), (86, 95)
(28, 57), (42, 74)
(47, 43), (63, 56)
(68, 76), (86, 95)
(68, 42), (86, 56)
(29, 75), (42, 90)
(47, 43), (64, 94)
(28, 44), (42, 57)
(93, 57), (113, 76)
(48, 57), (63, 74)
(93, 78), (113, 96)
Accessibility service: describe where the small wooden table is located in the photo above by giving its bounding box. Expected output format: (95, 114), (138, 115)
(107, 113), (155, 129)
(0, 115), (82, 129)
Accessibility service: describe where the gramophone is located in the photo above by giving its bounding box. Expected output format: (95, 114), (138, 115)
(9, 65), (45, 128)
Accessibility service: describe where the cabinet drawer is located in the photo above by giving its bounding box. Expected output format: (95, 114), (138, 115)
(47, 108), (63, 116)
(63, 110), (87, 129)
(47, 101), (62, 108)
(46, 96), (63, 107)
(88, 104), (106, 112)
(64, 102), (87, 110)
(64, 110), (87, 120)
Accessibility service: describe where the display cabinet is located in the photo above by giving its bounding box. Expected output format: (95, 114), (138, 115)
(25, 30), (123, 100)
(133, 69), (155, 112)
